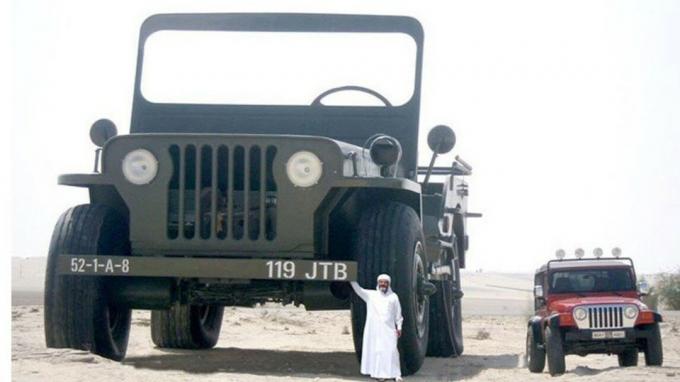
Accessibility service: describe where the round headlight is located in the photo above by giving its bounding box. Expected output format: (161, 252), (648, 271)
(624, 306), (638, 319)
(573, 307), (587, 321)
(286, 151), (323, 187)
(122, 149), (158, 185)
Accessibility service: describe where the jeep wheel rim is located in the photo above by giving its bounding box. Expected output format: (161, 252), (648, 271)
(414, 241), (427, 337)
(199, 305), (211, 326)
(526, 333), (531, 364)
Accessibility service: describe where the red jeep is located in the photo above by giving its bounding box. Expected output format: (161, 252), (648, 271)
(526, 249), (663, 376)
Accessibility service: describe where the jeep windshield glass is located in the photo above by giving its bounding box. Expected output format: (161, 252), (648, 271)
(549, 268), (635, 293)
(141, 31), (417, 106)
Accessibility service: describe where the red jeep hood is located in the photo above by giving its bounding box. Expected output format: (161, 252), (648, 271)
(549, 295), (644, 313)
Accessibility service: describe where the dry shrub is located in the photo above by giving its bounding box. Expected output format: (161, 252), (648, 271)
(475, 328), (491, 340)
(657, 269), (680, 310)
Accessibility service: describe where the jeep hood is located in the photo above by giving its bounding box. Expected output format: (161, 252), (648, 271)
(549, 294), (644, 313)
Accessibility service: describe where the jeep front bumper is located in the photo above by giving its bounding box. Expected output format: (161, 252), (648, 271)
(57, 255), (357, 281)
(561, 325), (659, 355)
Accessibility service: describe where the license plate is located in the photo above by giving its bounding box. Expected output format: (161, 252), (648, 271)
(58, 255), (357, 281)
(68, 257), (130, 274)
(592, 330), (625, 340)
(265, 260), (350, 280)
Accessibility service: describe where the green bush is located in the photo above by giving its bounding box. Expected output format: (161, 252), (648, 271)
(656, 269), (680, 310)
(639, 276), (659, 311)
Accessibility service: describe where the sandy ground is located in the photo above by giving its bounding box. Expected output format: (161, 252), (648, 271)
(11, 304), (680, 381)
(11, 257), (680, 381)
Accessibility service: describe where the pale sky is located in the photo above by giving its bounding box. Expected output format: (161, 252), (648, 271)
(9, 0), (680, 273)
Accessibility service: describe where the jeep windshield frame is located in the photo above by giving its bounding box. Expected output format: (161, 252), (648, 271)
(130, 13), (424, 179)
(547, 267), (637, 294)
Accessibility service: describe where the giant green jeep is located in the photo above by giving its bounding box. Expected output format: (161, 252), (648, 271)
(44, 13), (479, 375)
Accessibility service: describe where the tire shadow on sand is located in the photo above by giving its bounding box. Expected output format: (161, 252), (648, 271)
(571, 364), (680, 377)
(123, 348), (364, 380)
(125, 349), (523, 381)
(416, 353), (522, 380)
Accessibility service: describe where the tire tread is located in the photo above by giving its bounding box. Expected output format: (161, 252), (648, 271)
(44, 204), (131, 361)
(350, 201), (427, 376)
(151, 305), (224, 349)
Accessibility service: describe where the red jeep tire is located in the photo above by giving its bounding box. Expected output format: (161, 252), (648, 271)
(643, 323), (663, 366)
(617, 348), (638, 367)
(526, 327), (545, 373)
(545, 326), (566, 376)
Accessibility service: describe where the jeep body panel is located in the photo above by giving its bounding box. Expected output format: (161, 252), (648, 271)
(59, 132), (424, 258)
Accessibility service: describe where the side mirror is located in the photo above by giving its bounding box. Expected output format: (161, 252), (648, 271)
(90, 119), (118, 147)
(638, 280), (650, 296)
(427, 125), (456, 154)
(534, 285), (544, 298)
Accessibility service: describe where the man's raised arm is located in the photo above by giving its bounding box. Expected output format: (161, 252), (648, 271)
(350, 281), (370, 302)
(393, 296), (404, 335)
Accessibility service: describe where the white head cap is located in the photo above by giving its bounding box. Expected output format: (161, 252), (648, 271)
(377, 274), (391, 283)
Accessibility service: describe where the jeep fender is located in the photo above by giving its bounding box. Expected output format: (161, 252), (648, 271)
(528, 316), (544, 344)
(335, 177), (422, 216)
(58, 174), (128, 218)
(546, 314), (561, 330)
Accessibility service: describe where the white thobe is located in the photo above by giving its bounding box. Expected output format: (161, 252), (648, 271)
(350, 281), (404, 379)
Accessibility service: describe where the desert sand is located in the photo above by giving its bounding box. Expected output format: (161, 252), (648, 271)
(11, 257), (680, 381)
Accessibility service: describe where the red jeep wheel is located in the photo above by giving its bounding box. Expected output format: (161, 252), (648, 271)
(617, 348), (638, 367)
(643, 323), (663, 366)
(526, 327), (545, 373)
(545, 326), (565, 376)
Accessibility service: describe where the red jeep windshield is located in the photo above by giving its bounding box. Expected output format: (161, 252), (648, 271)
(549, 268), (635, 294)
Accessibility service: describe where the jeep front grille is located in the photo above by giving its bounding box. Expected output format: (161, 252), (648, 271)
(166, 144), (278, 241)
(574, 305), (636, 329)
(588, 306), (623, 329)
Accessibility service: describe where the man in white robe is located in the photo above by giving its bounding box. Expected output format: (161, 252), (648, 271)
(350, 274), (404, 381)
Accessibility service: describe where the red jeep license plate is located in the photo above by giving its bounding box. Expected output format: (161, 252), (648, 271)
(592, 331), (625, 339)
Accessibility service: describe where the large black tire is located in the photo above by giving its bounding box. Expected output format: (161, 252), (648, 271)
(427, 256), (464, 357)
(545, 326), (566, 376)
(643, 323), (663, 366)
(44, 204), (132, 361)
(617, 348), (638, 367)
(526, 327), (546, 373)
(151, 304), (224, 349)
(350, 202), (430, 376)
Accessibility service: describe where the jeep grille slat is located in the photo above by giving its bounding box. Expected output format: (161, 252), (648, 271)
(225, 145), (233, 238)
(194, 144), (201, 239)
(240, 146), (250, 239)
(259, 146), (266, 239)
(183, 145), (197, 239)
(167, 143), (277, 242)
